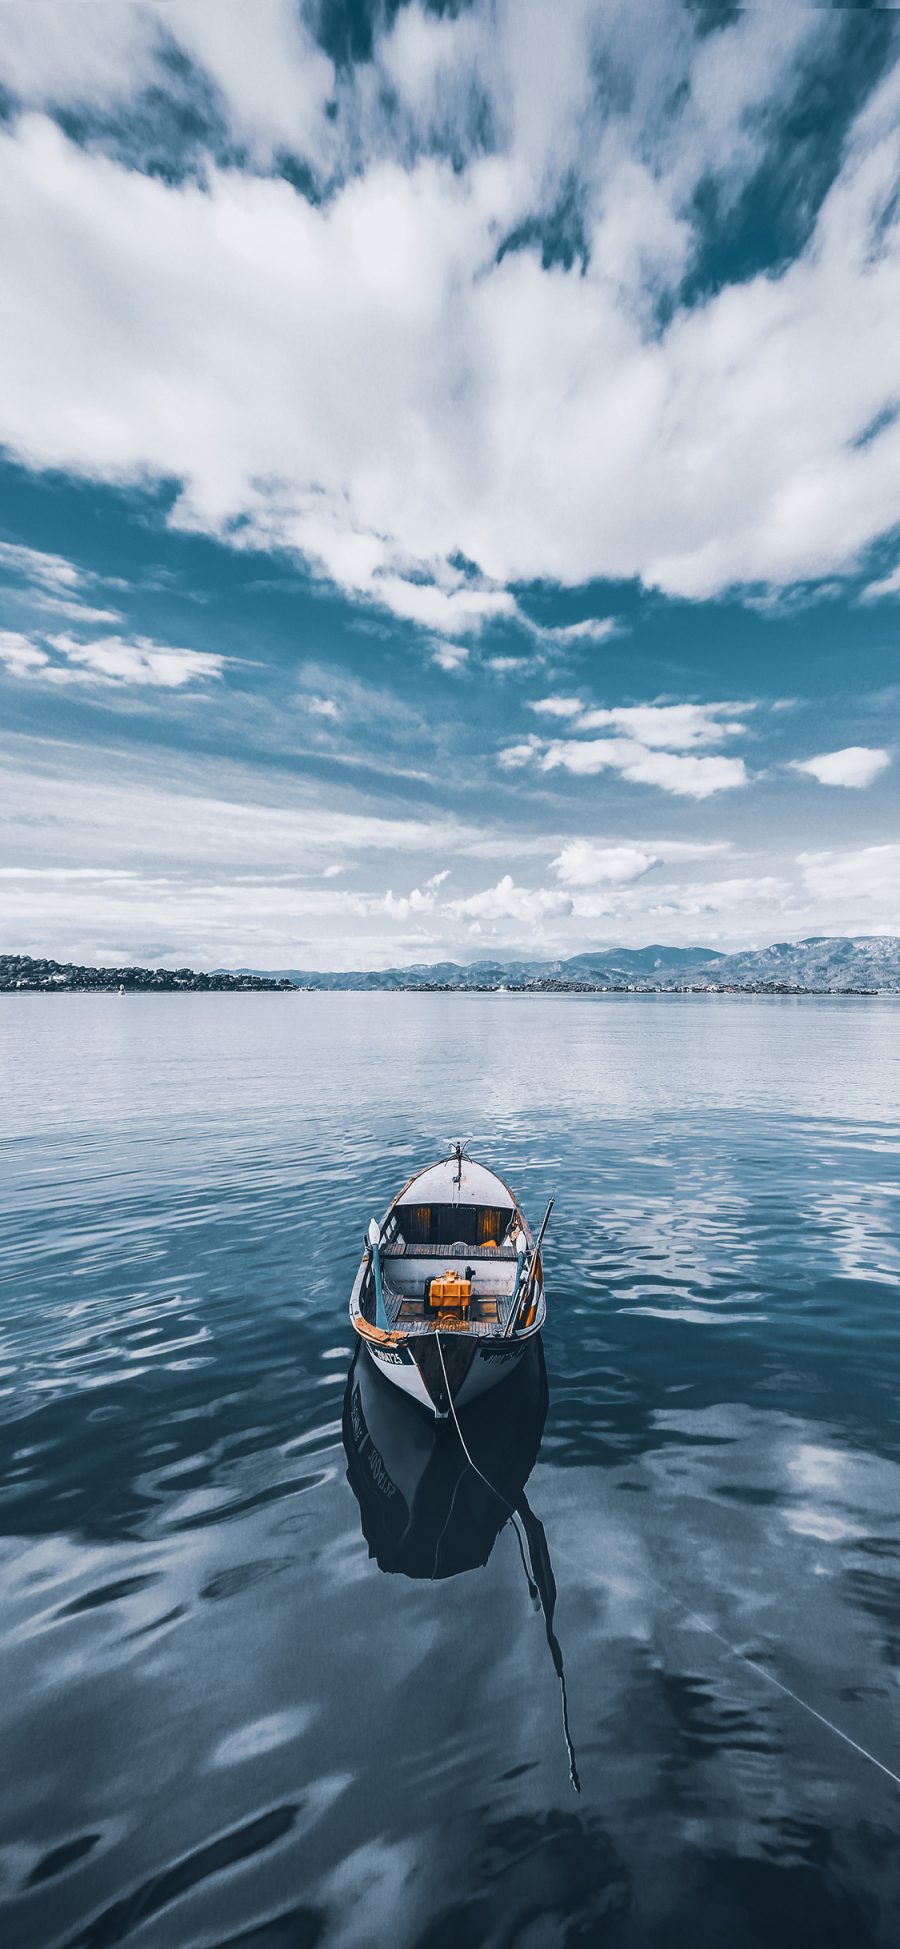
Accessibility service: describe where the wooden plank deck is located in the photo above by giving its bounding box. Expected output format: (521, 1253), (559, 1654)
(386, 1293), (513, 1335)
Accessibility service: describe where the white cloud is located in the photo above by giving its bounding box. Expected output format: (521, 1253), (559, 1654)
(0, 726), (892, 961)
(171, 0), (335, 162)
(448, 873), (571, 925)
(0, 11), (897, 631)
(431, 639), (469, 672)
(791, 746), (890, 789)
(0, 627), (227, 688)
(541, 737), (748, 798)
(0, 539), (84, 592)
(0, 3), (155, 106)
(373, 578), (516, 637)
(0, 733), (557, 879)
(0, 629), (51, 677)
(519, 700), (751, 797)
(551, 841), (659, 887)
(0, 537), (123, 623)
(381, 867), (452, 920)
(799, 845), (900, 909)
(0, 866), (138, 882)
(568, 873), (791, 927)
(51, 633), (227, 688)
(528, 618), (620, 647)
(574, 702), (749, 749)
(307, 695), (340, 720)
(861, 563), (900, 601)
(498, 737), (542, 770)
(529, 696), (584, 719)
(27, 593), (124, 624)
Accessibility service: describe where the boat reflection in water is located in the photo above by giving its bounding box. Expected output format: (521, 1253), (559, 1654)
(342, 1338), (580, 1788)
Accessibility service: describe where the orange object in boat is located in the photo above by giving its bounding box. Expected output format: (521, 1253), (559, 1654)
(428, 1271), (471, 1312)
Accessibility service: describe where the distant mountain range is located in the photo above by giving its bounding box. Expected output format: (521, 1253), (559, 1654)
(231, 937), (900, 993)
(4, 939), (900, 995)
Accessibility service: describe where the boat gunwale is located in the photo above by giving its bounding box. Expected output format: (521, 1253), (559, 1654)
(349, 1159), (545, 1348)
(348, 1291), (546, 1349)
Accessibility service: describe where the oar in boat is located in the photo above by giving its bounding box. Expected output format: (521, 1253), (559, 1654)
(504, 1196), (554, 1336)
(367, 1218), (389, 1332)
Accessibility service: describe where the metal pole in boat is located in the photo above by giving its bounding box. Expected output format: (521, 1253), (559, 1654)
(504, 1197), (554, 1337)
(367, 1218), (389, 1332)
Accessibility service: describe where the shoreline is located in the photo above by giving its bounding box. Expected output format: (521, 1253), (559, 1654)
(4, 983), (898, 999)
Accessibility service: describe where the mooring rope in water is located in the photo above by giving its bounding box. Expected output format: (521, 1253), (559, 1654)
(681, 1605), (900, 1793)
(433, 1332), (578, 1789)
(432, 1330), (899, 1797)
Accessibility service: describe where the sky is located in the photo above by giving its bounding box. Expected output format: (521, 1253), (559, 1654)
(0, 0), (898, 972)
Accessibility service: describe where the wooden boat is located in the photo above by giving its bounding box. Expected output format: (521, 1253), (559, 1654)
(349, 1142), (550, 1417)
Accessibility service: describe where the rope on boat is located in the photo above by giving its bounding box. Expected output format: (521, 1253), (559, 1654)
(432, 1332), (539, 1604)
(432, 1330), (538, 1590)
(434, 1331), (512, 1511)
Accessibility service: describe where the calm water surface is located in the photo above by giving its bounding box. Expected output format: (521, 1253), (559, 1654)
(1, 993), (900, 1947)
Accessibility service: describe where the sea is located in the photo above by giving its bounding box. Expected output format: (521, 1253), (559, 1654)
(1, 991), (899, 1949)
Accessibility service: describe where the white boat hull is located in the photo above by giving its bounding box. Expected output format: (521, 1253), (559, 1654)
(366, 1335), (529, 1415)
(350, 1146), (548, 1418)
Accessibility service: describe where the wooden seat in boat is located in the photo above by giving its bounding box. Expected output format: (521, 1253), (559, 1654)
(382, 1240), (518, 1260)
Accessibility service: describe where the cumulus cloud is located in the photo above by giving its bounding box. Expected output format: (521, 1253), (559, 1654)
(448, 873), (571, 925)
(0, 8), (897, 633)
(551, 841), (660, 886)
(574, 702), (749, 749)
(498, 737), (543, 771)
(791, 746), (891, 788)
(431, 640), (470, 672)
(381, 867), (451, 919)
(511, 696), (752, 796)
(499, 726), (748, 796)
(530, 699), (751, 754)
(540, 737), (748, 798)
